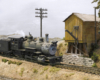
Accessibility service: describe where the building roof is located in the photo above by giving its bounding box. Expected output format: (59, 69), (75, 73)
(63, 13), (100, 22)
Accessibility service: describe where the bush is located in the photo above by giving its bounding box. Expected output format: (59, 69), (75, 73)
(91, 53), (98, 62)
(8, 60), (12, 64)
(2, 59), (8, 63)
(16, 62), (22, 65)
(19, 68), (24, 77)
(63, 37), (65, 40)
(59, 53), (63, 56)
(33, 69), (38, 73)
(92, 63), (97, 67)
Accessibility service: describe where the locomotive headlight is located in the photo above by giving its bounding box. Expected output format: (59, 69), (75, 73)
(48, 46), (56, 55)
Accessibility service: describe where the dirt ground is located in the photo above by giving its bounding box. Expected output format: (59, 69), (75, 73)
(0, 56), (100, 80)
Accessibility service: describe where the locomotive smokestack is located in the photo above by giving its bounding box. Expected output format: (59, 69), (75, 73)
(45, 34), (49, 43)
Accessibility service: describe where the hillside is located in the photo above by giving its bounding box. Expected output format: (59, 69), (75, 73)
(0, 56), (100, 80)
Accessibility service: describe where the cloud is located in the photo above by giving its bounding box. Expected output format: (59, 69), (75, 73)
(0, 0), (98, 38)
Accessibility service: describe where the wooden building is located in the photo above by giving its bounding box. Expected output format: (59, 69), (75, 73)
(63, 13), (100, 56)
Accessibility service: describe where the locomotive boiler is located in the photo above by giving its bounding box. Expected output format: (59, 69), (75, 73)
(0, 33), (62, 64)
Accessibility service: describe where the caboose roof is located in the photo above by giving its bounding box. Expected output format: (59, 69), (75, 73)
(63, 13), (100, 22)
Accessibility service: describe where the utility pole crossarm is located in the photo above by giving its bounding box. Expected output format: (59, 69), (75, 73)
(35, 8), (48, 37)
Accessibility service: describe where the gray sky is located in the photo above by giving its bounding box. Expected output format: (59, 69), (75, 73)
(0, 0), (97, 38)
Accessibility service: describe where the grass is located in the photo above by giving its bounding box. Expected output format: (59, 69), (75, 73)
(69, 73), (74, 76)
(49, 67), (61, 73)
(83, 77), (89, 80)
(65, 74), (69, 77)
(2, 58), (22, 65)
(40, 67), (48, 75)
(46, 74), (48, 79)
(40, 71), (44, 75)
(19, 68), (25, 77)
(33, 68), (38, 73)
(65, 73), (74, 77)
(59, 43), (63, 48)
(44, 67), (48, 71)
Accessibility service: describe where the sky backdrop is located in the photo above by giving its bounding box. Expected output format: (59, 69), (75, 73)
(0, 0), (98, 38)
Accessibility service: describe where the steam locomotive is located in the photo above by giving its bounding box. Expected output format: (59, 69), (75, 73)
(0, 33), (62, 64)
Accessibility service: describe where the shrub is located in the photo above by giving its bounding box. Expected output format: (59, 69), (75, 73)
(91, 53), (98, 62)
(8, 60), (12, 64)
(16, 62), (22, 66)
(92, 63), (97, 67)
(65, 44), (67, 46)
(59, 53), (63, 56)
(33, 69), (38, 73)
(12, 61), (16, 64)
(2, 59), (8, 63)
(19, 68), (24, 77)
(63, 37), (65, 40)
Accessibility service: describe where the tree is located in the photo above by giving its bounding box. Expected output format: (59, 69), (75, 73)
(92, 0), (100, 9)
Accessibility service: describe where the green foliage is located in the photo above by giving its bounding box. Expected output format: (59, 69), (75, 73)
(16, 62), (22, 66)
(40, 71), (44, 75)
(40, 67), (48, 75)
(2, 59), (22, 65)
(33, 69), (38, 73)
(8, 60), (12, 64)
(92, 63), (97, 67)
(59, 43), (63, 48)
(69, 73), (74, 76)
(49, 67), (61, 73)
(2, 59), (8, 63)
(46, 74), (48, 79)
(64, 44), (67, 46)
(65, 73), (74, 77)
(91, 53), (98, 62)
(59, 53), (63, 56)
(62, 37), (65, 40)
(92, 0), (100, 9)
(19, 68), (25, 77)
(44, 67), (48, 71)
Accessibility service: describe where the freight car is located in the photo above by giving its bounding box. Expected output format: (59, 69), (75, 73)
(0, 33), (62, 64)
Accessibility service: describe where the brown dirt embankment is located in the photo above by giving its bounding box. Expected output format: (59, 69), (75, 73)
(0, 56), (100, 80)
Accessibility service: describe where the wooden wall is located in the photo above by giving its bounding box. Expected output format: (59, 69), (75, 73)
(65, 14), (83, 43)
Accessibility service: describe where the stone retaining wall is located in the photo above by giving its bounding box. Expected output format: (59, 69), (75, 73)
(63, 54), (94, 67)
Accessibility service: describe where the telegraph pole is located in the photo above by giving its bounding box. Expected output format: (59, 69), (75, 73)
(35, 8), (48, 37)
(94, 7), (97, 44)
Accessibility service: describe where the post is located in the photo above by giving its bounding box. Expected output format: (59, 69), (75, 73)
(35, 8), (48, 37)
(95, 7), (97, 44)
(40, 8), (42, 37)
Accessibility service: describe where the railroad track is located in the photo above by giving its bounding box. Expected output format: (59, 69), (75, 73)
(1, 54), (100, 75)
(55, 63), (100, 75)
